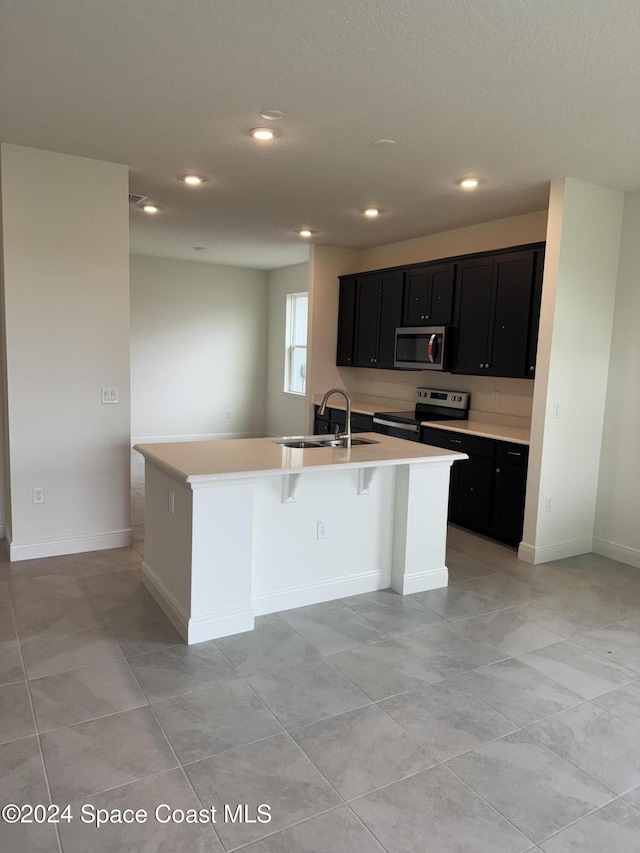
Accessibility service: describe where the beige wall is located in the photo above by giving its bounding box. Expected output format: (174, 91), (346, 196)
(594, 189), (640, 567)
(522, 179), (624, 562)
(265, 262), (309, 437)
(130, 255), (268, 442)
(0, 144), (131, 559)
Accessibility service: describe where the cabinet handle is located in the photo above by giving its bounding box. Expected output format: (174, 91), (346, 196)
(507, 451), (522, 457)
(496, 468), (501, 473)
(425, 314), (429, 319)
(485, 363), (491, 368)
(479, 363), (484, 368)
(529, 365), (535, 371)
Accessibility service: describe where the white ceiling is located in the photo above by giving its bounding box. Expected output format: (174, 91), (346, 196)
(1, 0), (639, 269)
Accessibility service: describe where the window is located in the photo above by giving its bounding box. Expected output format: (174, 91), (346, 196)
(285, 292), (308, 395)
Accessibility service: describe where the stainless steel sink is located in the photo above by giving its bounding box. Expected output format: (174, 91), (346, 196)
(274, 436), (379, 449)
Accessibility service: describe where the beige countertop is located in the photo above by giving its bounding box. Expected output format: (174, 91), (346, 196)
(421, 420), (530, 445)
(135, 433), (467, 486)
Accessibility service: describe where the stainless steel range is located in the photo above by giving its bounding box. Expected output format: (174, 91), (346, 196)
(372, 388), (470, 441)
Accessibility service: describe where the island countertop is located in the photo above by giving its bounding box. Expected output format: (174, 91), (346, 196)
(134, 433), (467, 485)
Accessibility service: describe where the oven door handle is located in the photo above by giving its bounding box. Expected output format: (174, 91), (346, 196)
(372, 418), (420, 433)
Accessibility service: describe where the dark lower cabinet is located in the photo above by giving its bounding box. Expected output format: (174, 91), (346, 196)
(421, 428), (529, 546)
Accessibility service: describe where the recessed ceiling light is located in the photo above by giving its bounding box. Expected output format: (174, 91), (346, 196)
(251, 127), (275, 140)
(143, 204), (159, 214)
(183, 175), (204, 185)
(298, 229), (313, 238)
(373, 139), (396, 148)
(363, 208), (380, 217)
(260, 109), (285, 121)
(460, 178), (479, 189)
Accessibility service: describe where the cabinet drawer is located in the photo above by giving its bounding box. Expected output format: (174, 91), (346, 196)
(421, 428), (495, 459)
(496, 442), (529, 467)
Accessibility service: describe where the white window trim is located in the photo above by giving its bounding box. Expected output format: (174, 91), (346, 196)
(284, 292), (308, 396)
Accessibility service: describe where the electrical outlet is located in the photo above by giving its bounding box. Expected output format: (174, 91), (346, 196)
(553, 403), (561, 419)
(168, 490), (175, 514)
(402, 383), (407, 393)
(545, 496), (553, 512)
(316, 520), (328, 540)
(226, 410), (232, 419)
(492, 391), (500, 404)
(32, 487), (45, 505)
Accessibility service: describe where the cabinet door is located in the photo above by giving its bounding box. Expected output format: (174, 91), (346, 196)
(452, 258), (494, 374)
(486, 251), (535, 378)
(404, 264), (454, 326)
(336, 277), (357, 366)
(353, 275), (380, 366)
(492, 462), (527, 545)
(452, 455), (494, 530)
(377, 272), (404, 368)
(526, 247), (545, 378)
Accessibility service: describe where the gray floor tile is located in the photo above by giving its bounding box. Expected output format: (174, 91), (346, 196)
(279, 599), (387, 654)
(397, 623), (506, 677)
(215, 614), (319, 676)
(246, 656), (370, 728)
(0, 681), (36, 744)
(0, 553), (77, 582)
(456, 573), (545, 607)
(238, 806), (385, 852)
(572, 623), (640, 674)
(527, 702), (640, 795)
(519, 640), (637, 699)
(591, 680), (640, 724)
(127, 640), (236, 702)
(29, 659), (147, 732)
(152, 678), (283, 764)
(507, 597), (608, 638)
(328, 637), (444, 700)
(452, 608), (565, 656)
(556, 583), (640, 623)
(622, 786), (640, 809)
(0, 598), (16, 642)
(448, 730), (612, 842)
(100, 598), (183, 658)
(185, 733), (341, 849)
(41, 706), (177, 801)
(455, 658), (584, 727)
(538, 798), (640, 853)
(19, 621), (124, 679)
(0, 737), (59, 853)
(0, 637), (24, 685)
(379, 680), (516, 760)
(351, 763), (531, 853)
(340, 588), (444, 635)
(290, 704), (437, 800)
(58, 768), (222, 852)
(73, 547), (142, 572)
(412, 584), (501, 620)
(445, 549), (501, 583)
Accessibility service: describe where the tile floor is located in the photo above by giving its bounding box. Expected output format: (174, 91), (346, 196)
(1, 454), (640, 851)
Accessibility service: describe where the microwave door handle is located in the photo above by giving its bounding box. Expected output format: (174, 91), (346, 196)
(427, 333), (437, 363)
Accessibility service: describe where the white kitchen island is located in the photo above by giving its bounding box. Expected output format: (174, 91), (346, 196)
(134, 434), (467, 644)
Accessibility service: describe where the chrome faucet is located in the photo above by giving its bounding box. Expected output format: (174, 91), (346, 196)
(319, 388), (353, 448)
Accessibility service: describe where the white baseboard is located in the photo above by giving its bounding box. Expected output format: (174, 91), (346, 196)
(593, 537), (640, 570)
(518, 538), (593, 565)
(141, 561), (254, 644)
(391, 567), (448, 595)
(252, 568), (391, 616)
(131, 431), (265, 446)
(8, 529), (133, 562)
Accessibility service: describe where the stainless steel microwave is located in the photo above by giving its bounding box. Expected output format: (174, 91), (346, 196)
(394, 326), (449, 370)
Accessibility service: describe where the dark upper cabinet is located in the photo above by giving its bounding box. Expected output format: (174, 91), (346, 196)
(403, 263), (455, 326)
(353, 271), (403, 368)
(452, 249), (540, 378)
(336, 276), (357, 366)
(526, 247), (545, 378)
